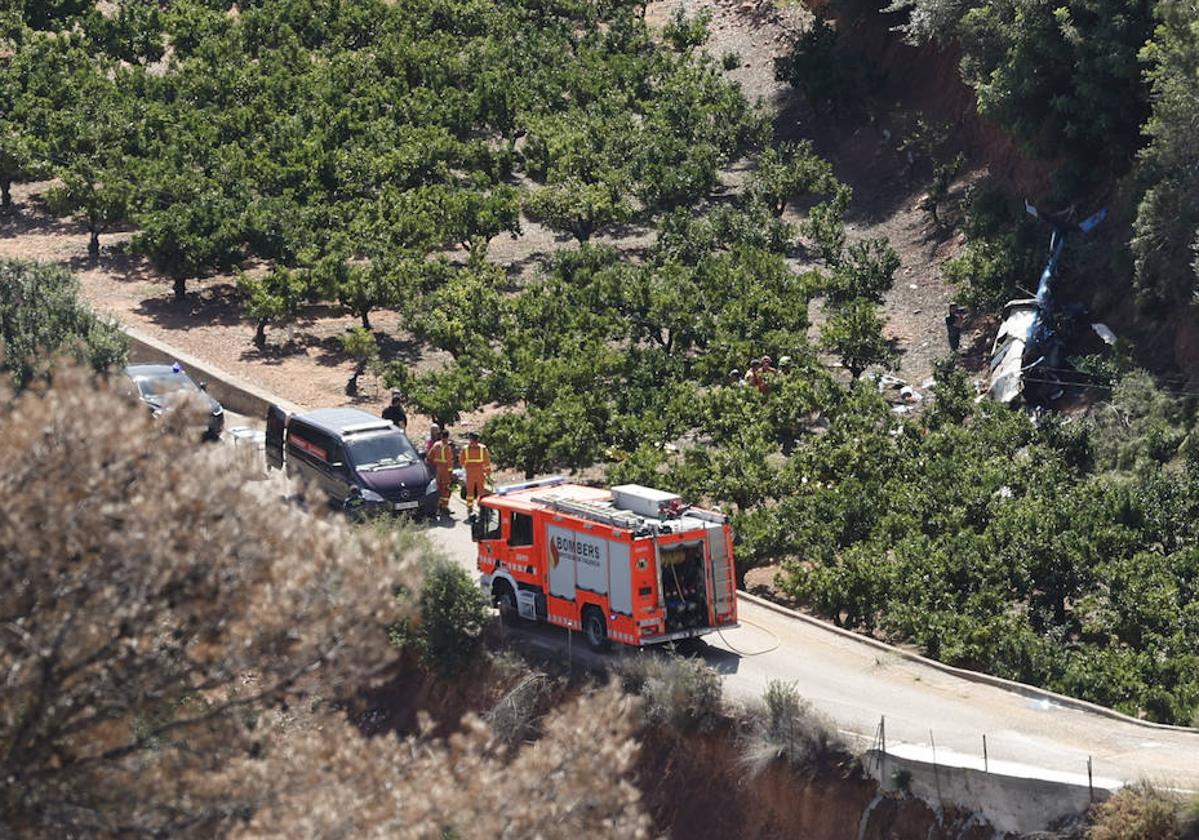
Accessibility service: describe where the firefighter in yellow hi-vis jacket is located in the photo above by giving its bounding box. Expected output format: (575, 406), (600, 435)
(427, 429), (455, 516)
(461, 431), (491, 518)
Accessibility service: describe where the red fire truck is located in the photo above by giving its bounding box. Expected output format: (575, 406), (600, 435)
(471, 478), (738, 650)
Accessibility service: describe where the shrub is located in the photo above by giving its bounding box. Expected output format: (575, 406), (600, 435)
(942, 183), (1040, 311)
(485, 670), (554, 750)
(739, 680), (847, 776)
(615, 652), (724, 734)
(663, 7), (711, 52)
(0, 364), (421, 837)
(0, 259), (127, 389)
(722, 50), (741, 70)
(393, 558), (490, 677)
(773, 14), (858, 113)
(1089, 782), (1184, 840)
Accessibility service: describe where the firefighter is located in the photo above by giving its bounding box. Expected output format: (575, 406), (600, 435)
(757, 356), (779, 394)
(427, 429), (455, 516)
(743, 359), (763, 392)
(461, 431), (491, 518)
(425, 423), (441, 456)
(382, 391), (407, 429)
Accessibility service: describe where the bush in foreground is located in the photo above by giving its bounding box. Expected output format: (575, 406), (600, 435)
(616, 651), (724, 734)
(0, 367), (651, 838)
(391, 557), (490, 677)
(739, 680), (848, 778)
(1088, 781), (1199, 840)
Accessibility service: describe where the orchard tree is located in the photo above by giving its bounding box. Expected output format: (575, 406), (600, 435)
(746, 140), (837, 217)
(820, 297), (894, 379)
(339, 326), (379, 396)
(824, 238), (900, 306)
(484, 392), (607, 478)
(396, 183), (522, 262)
(0, 124), (40, 210)
(406, 261), (507, 359)
(524, 179), (632, 243)
(134, 169), (246, 301)
(802, 185), (852, 266)
(37, 50), (141, 259)
(329, 259), (407, 332)
(46, 163), (134, 261)
(237, 266), (311, 349)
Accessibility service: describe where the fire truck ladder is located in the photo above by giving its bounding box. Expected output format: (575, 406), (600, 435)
(531, 494), (656, 534)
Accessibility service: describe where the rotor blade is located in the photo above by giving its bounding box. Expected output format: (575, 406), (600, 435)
(1077, 207), (1107, 233)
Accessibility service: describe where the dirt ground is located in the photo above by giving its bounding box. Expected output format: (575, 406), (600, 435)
(0, 0), (988, 435)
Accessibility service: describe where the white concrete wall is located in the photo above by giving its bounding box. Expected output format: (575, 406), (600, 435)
(863, 748), (1107, 834)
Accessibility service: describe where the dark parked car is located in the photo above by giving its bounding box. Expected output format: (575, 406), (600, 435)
(265, 405), (438, 518)
(123, 363), (225, 441)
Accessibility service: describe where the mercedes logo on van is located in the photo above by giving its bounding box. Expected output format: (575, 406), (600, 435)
(400, 489), (410, 500)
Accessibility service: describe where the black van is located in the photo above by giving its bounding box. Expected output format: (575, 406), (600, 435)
(265, 405), (437, 517)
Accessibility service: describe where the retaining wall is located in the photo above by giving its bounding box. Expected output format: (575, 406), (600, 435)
(122, 325), (303, 418)
(863, 749), (1105, 834)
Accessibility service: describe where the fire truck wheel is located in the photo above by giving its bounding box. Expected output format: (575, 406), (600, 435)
(493, 582), (522, 626)
(582, 607), (610, 652)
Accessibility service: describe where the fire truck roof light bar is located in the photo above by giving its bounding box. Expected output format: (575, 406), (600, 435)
(494, 475), (567, 496)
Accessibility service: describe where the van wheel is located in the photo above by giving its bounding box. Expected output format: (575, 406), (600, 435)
(582, 607), (610, 652)
(494, 582), (522, 626)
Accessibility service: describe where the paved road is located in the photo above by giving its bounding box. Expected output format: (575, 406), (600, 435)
(220, 411), (1199, 793)
(421, 502), (1199, 791)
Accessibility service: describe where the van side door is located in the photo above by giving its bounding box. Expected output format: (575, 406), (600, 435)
(265, 404), (289, 471)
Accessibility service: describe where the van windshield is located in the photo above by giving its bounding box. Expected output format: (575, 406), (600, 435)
(346, 433), (418, 470)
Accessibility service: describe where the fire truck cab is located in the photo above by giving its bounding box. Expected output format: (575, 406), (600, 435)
(472, 478), (738, 651)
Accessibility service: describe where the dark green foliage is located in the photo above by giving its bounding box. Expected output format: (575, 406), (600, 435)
(0, 260), (127, 389)
(825, 238), (901, 306)
(820, 298), (895, 379)
(392, 559), (490, 677)
(766, 374), (1199, 724)
(662, 6), (712, 52)
(773, 14), (859, 114)
(958, 0), (1152, 172)
(746, 140), (837, 218)
(942, 182), (1041, 311)
(1131, 0), (1199, 311)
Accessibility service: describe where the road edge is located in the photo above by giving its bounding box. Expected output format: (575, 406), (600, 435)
(737, 591), (1199, 735)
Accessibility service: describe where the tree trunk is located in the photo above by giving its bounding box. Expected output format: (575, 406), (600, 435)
(255, 320), (267, 349)
(173, 276), (187, 302)
(88, 229), (100, 261)
(347, 360), (365, 397)
(1, 179), (11, 209)
(360, 309), (371, 331)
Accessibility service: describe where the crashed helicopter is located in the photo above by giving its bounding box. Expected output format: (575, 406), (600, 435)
(987, 202), (1110, 406)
